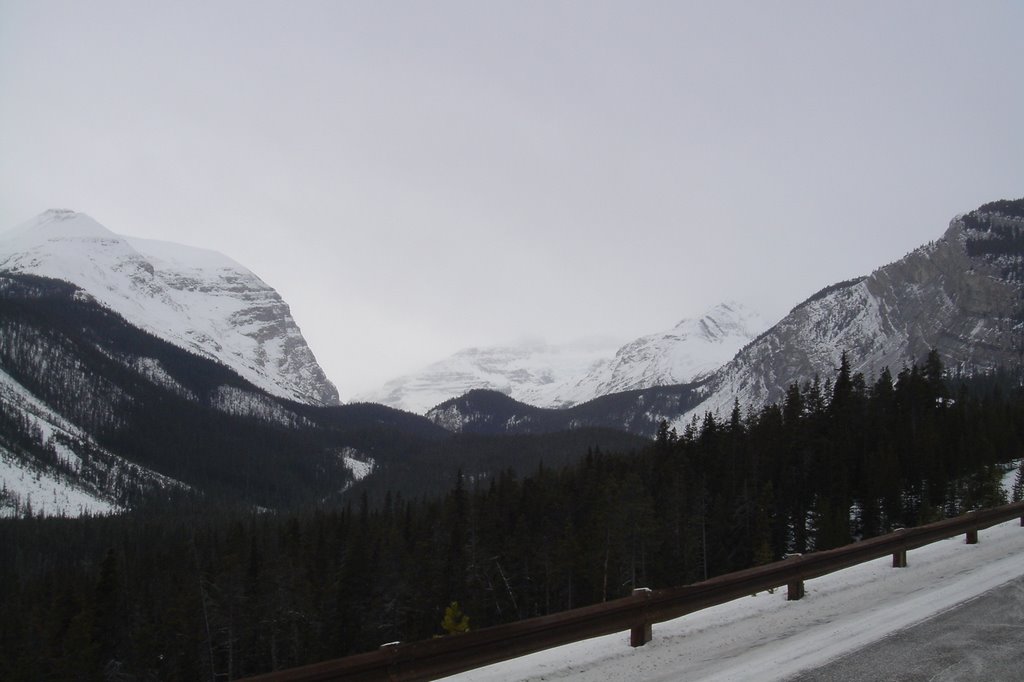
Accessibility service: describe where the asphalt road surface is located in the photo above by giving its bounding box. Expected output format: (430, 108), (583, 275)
(789, 574), (1024, 681)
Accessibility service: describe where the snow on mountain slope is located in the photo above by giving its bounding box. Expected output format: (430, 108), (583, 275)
(0, 366), (185, 518)
(0, 210), (339, 405)
(0, 448), (118, 518)
(357, 338), (623, 414)
(362, 303), (766, 415)
(559, 301), (767, 403)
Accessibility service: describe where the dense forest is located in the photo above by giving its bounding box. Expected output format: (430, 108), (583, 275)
(2, 353), (1023, 680)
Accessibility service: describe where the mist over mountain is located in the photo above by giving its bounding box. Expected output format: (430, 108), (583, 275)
(565, 302), (768, 401)
(355, 337), (623, 414)
(360, 302), (767, 413)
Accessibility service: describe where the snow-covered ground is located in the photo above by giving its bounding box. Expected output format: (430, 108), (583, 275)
(444, 515), (1024, 681)
(340, 449), (375, 482)
(0, 366), (190, 518)
(0, 446), (118, 518)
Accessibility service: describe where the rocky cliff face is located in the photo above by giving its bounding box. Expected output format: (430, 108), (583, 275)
(679, 200), (1024, 427)
(0, 210), (339, 406)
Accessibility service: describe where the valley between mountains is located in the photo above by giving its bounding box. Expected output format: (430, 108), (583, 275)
(2, 199), (1024, 515)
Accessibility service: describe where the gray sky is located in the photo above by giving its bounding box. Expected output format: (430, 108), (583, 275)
(2, 1), (1022, 399)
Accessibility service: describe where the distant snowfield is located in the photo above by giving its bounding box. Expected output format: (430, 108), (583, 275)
(443, 516), (1024, 682)
(360, 302), (769, 414)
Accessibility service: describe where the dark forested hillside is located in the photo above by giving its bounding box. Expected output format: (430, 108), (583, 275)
(346, 427), (650, 502)
(427, 382), (706, 438)
(3, 352), (1021, 680)
(0, 274), (401, 508)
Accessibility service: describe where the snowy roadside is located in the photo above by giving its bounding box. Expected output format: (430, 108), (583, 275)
(442, 516), (1024, 681)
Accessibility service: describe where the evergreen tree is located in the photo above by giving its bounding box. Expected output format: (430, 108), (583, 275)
(91, 547), (122, 676)
(441, 601), (470, 635)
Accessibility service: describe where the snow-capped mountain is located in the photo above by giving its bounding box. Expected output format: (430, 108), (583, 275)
(0, 210), (338, 405)
(356, 338), (623, 414)
(558, 302), (767, 403)
(672, 198), (1024, 429)
(360, 303), (766, 414)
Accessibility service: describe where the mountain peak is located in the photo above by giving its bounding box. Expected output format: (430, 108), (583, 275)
(674, 301), (765, 343)
(1, 209), (116, 246)
(0, 212), (340, 406)
(29, 208), (103, 230)
(39, 208), (79, 221)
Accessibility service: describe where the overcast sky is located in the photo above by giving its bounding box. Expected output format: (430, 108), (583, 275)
(1, 1), (1022, 399)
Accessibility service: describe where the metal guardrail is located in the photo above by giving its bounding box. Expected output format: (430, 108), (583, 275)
(242, 500), (1024, 682)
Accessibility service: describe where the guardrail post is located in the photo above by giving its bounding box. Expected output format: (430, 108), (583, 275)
(962, 507), (978, 544)
(784, 554), (804, 600)
(964, 510), (978, 544)
(630, 588), (653, 647)
(892, 528), (907, 568)
(378, 641), (400, 679)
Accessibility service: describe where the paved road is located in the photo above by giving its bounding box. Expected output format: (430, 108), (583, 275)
(789, 575), (1024, 681)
